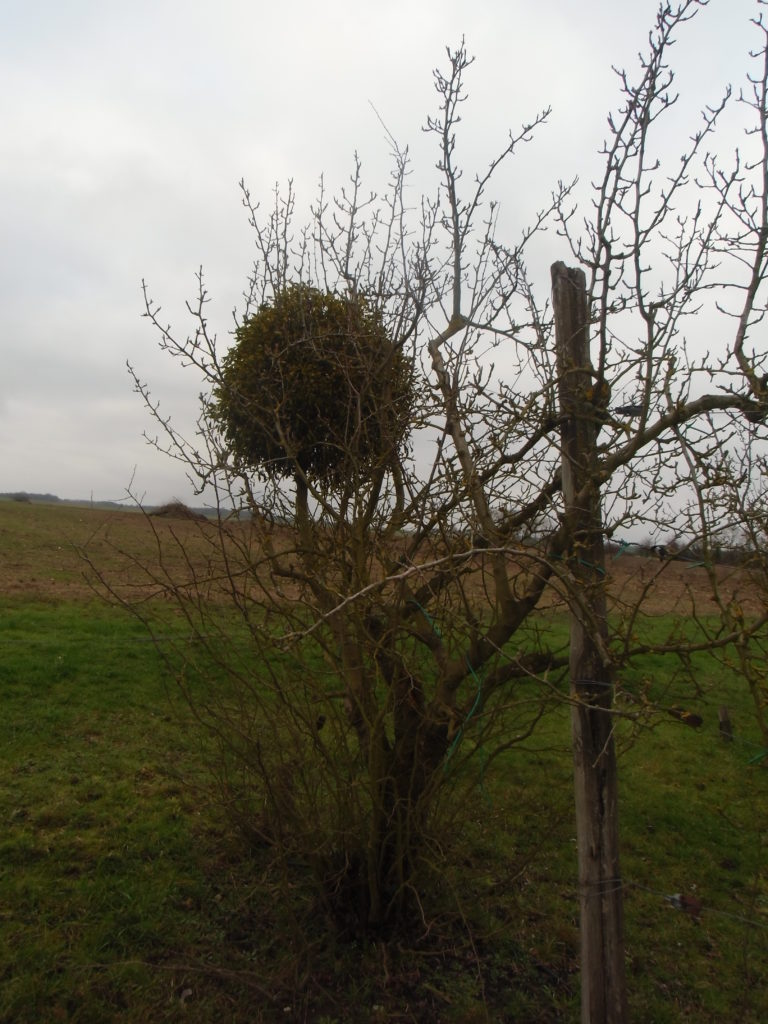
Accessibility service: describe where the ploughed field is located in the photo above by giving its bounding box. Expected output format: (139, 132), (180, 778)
(0, 499), (758, 617)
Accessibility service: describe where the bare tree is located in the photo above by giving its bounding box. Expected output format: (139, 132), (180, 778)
(106, 3), (768, 1020)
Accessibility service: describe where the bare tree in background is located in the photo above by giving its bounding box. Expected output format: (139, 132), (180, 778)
(109, 3), (768, 1020)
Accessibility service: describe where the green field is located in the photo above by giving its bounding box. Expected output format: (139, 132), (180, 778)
(1, 501), (767, 1022)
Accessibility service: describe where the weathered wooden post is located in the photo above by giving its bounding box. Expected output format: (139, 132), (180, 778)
(551, 261), (628, 1023)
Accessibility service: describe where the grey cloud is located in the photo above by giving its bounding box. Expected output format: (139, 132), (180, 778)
(0, 0), (758, 502)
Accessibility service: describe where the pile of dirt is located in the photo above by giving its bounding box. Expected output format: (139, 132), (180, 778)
(150, 501), (208, 522)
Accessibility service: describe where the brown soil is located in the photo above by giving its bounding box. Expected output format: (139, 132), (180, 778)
(605, 553), (763, 617)
(0, 501), (215, 603)
(0, 500), (763, 617)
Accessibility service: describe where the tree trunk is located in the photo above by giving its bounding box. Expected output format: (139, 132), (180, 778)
(355, 665), (450, 932)
(552, 261), (628, 1023)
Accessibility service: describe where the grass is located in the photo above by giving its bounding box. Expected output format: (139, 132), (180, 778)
(0, 602), (216, 1022)
(0, 501), (767, 1021)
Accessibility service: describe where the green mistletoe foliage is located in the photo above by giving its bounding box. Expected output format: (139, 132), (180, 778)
(212, 284), (414, 480)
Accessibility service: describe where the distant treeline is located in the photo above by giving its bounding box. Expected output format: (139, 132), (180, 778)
(0, 492), (213, 516)
(605, 538), (755, 567)
(1, 491), (63, 504)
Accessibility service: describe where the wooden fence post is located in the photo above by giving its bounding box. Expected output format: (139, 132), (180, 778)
(551, 261), (628, 1023)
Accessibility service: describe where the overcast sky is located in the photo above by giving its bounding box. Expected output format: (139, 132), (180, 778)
(0, 0), (760, 505)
